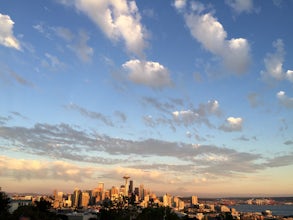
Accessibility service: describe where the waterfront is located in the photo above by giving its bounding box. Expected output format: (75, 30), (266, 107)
(230, 204), (293, 216)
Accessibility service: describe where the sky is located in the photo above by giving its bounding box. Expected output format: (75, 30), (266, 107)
(0, 0), (293, 197)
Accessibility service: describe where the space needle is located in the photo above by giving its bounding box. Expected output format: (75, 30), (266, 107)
(123, 175), (130, 196)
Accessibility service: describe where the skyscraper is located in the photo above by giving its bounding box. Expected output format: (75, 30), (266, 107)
(81, 191), (90, 208)
(139, 184), (144, 200)
(73, 188), (81, 208)
(192, 195), (198, 205)
(129, 180), (133, 194)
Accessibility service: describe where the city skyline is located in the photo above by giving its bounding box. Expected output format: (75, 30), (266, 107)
(0, 0), (293, 196)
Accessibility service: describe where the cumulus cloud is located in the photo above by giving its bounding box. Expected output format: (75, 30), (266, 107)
(0, 13), (21, 50)
(276, 91), (293, 108)
(59, 0), (147, 57)
(286, 70), (293, 83)
(261, 39), (285, 80)
(174, 0), (187, 10)
(175, 2), (250, 74)
(225, 0), (255, 14)
(122, 59), (172, 88)
(261, 39), (293, 84)
(220, 117), (243, 132)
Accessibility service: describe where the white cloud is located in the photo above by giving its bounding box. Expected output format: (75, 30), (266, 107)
(261, 39), (285, 81)
(261, 39), (293, 84)
(277, 91), (293, 108)
(179, 3), (250, 74)
(225, 0), (254, 14)
(0, 13), (21, 50)
(174, 0), (187, 10)
(122, 59), (172, 88)
(286, 70), (293, 83)
(220, 117), (243, 132)
(60, 0), (147, 57)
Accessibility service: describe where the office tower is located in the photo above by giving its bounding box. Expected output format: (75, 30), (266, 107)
(72, 188), (81, 208)
(110, 186), (119, 200)
(191, 195), (198, 205)
(53, 191), (63, 209)
(65, 194), (72, 207)
(81, 192), (90, 208)
(98, 182), (104, 192)
(134, 187), (139, 196)
(129, 180), (133, 194)
(163, 193), (172, 207)
(120, 185), (125, 195)
(139, 184), (144, 200)
(104, 190), (110, 199)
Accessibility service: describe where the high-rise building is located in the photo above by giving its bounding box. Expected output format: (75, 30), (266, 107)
(191, 195), (198, 205)
(129, 180), (133, 194)
(72, 188), (81, 208)
(98, 182), (104, 192)
(120, 185), (125, 195)
(139, 184), (144, 200)
(163, 193), (172, 207)
(81, 192), (90, 208)
(134, 187), (139, 196)
(110, 186), (119, 200)
(53, 191), (63, 208)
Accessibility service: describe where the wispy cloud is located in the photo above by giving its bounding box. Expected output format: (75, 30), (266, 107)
(0, 65), (34, 87)
(225, 0), (255, 14)
(67, 31), (93, 63)
(64, 103), (114, 126)
(41, 53), (65, 70)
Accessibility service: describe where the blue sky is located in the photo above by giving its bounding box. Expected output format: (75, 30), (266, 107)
(0, 0), (293, 196)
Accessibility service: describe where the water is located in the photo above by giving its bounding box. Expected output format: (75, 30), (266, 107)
(230, 204), (293, 216)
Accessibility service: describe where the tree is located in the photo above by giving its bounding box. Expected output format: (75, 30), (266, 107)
(0, 191), (11, 217)
(35, 197), (52, 212)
